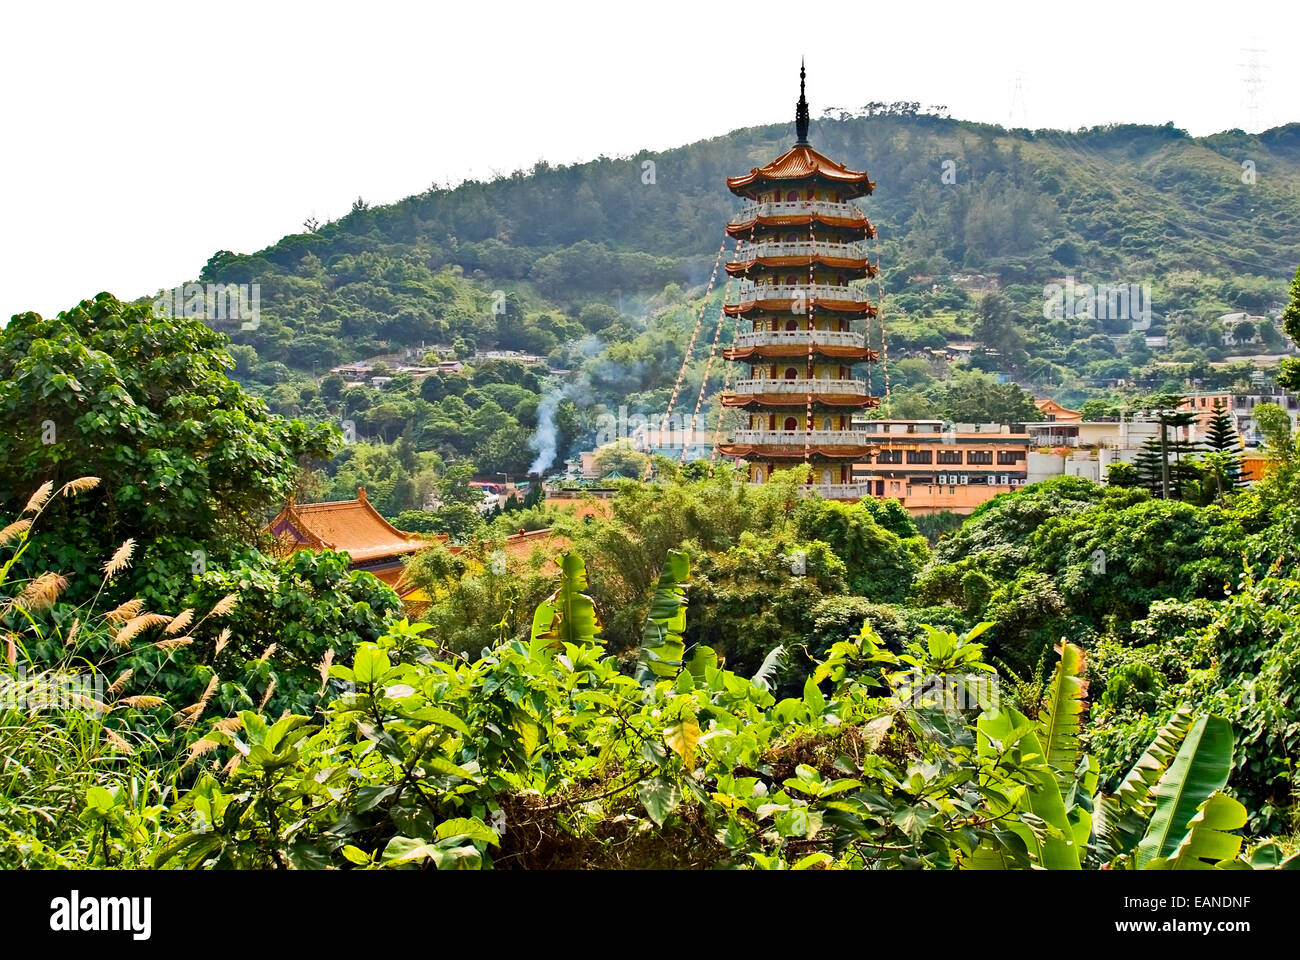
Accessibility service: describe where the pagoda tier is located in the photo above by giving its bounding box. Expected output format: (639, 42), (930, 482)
(726, 144), (875, 200)
(716, 63), (880, 497)
(716, 441), (873, 460)
(726, 205), (874, 237)
(722, 391), (881, 409)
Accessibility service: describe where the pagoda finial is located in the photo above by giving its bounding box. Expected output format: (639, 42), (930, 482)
(795, 59), (810, 146)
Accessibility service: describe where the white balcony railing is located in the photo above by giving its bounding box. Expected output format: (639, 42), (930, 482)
(730, 200), (867, 224)
(730, 240), (871, 262)
(733, 329), (866, 349)
(746, 481), (874, 499)
(731, 378), (867, 396)
(730, 430), (874, 445)
(802, 483), (874, 499)
(731, 282), (871, 306)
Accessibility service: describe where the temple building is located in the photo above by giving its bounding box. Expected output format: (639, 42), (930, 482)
(268, 487), (431, 600)
(716, 63), (880, 498)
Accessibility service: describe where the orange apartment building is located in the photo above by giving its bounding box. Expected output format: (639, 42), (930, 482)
(848, 420), (1031, 514)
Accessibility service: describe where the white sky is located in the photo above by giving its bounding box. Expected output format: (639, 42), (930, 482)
(1, 0), (1296, 322)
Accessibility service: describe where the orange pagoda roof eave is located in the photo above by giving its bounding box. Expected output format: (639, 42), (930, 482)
(727, 144), (874, 196)
(725, 301), (878, 317)
(724, 345), (879, 361)
(717, 443), (873, 459)
(726, 256), (876, 275)
(722, 393), (881, 409)
(727, 215), (874, 236)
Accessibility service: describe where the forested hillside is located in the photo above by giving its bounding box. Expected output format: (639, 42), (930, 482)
(160, 110), (1300, 494)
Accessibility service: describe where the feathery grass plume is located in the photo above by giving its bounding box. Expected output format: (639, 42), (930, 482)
(214, 627), (231, 656)
(213, 716), (243, 736)
(70, 694), (109, 714)
(17, 573), (68, 611)
(186, 737), (219, 763)
(258, 678), (276, 710)
(104, 598), (144, 625)
(197, 674), (219, 709)
(258, 643), (277, 661)
(108, 669), (133, 696)
(24, 481), (54, 515)
(175, 674), (220, 729)
(165, 609), (194, 636)
(0, 518), (32, 547)
(116, 613), (171, 646)
(119, 695), (166, 710)
(59, 476), (100, 497)
(64, 617), (81, 647)
(317, 648), (335, 692)
(102, 539), (136, 578)
(153, 636), (194, 653)
(209, 594), (239, 618)
(173, 703), (203, 728)
(221, 753), (242, 778)
(104, 728), (135, 755)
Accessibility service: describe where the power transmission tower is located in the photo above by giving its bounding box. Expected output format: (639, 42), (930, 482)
(1239, 47), (1266, 133)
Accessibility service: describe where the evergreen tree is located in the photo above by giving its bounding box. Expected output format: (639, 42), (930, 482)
(1204, 398), (1246, 489)
(1132, 438), (1166, 496)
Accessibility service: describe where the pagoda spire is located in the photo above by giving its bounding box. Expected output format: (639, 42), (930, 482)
(795, 59), (810, 145)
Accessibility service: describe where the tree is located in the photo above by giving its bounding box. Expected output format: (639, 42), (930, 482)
(437, 463), (481, 506)
(1279, 265), (1300, 393)
(1202, 399), (1245, 493)
(0, 294), (335, 602)
(931, 370), (1041, 425)
(592, 441), (649, 479)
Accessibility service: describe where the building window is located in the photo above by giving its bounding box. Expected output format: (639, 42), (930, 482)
(997, 451), (1025, 465)
(937, 451), (962, 464)
(906, 450), (933, 464)
(876, 449), (902, 464)
(967, 451), (994, 465)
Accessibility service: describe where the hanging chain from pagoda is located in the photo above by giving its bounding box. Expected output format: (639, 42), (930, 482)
(683, 270), (735, 463)
(644, 233), (728, 480)
(710, 221), (754, 475)
(707, 322), (738, 475)
(869, 222), (893, 413)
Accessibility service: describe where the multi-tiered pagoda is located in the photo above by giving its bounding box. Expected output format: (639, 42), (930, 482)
(717, 64), (880, 497)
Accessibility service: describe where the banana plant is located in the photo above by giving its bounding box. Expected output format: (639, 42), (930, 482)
(1131, 714), (1235, 868)
(635, 550), (689, 686)
(530, 551), (601, 648)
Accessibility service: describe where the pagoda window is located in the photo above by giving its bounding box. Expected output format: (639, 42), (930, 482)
(821, 417), (832, 430)
(785, 318), (799, 331)
(754, 467), (765, 483)
(786, 190), (799, 202)
(784, 417), (798, 431)
(784, 367), (799, 380)
(822, 469), (834, 485)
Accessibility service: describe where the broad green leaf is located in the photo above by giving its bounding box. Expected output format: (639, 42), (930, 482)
(664, 715), (702, 769)
(1038, 641), (1087, 788)
(1148, 792), (1247, 870)
(636, 550), (689, 685)
(637, 776), (681, 826)
(531, 552), (602, 648)
(1135, 715), (1234, 869)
